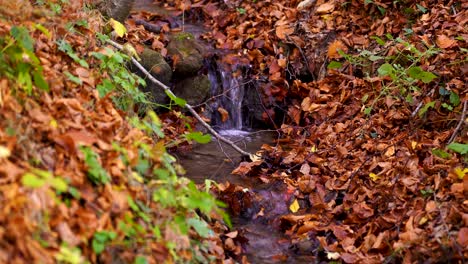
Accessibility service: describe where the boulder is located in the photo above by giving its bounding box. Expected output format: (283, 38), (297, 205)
(173, 75), (211, 106)
(97, 0), (135, 22)
(166, 32), (205, 77)
(134, 48), (172, 104)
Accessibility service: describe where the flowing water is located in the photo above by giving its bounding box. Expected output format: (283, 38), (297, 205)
(206, 60), (245, 130)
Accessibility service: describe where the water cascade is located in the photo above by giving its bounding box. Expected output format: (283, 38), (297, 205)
(206, 59), (247, 134)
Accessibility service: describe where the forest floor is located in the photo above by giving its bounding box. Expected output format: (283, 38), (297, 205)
(0, 0), (466, 263)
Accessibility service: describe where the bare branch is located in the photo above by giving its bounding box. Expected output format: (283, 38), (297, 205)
(448, 100), (467, 144)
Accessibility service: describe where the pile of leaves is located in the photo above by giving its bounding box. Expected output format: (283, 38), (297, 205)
(147, 0), (467, 262)
(0, 0), (237, 263)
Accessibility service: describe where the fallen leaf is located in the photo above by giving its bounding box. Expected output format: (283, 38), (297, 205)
(316, 2), (335, 14)
(436, 35), (456, 49)
(217, 107), (229, 123)
(289, 198), (300, 213)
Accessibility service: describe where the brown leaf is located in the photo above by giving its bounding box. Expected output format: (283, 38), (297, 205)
(457, 227), (468, 248)
(436, 35), (456, 49)
(275, 24), (294, 40)
(352, 202), (374, 218)
(217, 107), (229, 123)
(316, 2), (335, 14)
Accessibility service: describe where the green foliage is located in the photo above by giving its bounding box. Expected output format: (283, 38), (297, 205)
(0, 26), (49, 95)
(36, 0), (69, 15)
(185, 131), (212, 144)
(91, 47), (152, 113)
(332, 35), (440, 115)
(57, 39), (89, 68)
(79, 146), (110, 185)
(92, 230), (117, 255)
(128, 110), (165, 138)
(21, 168), (68, 192)
(165, 90), (187, 107)
(432, 148), (450, 159)
(55, 244), (88, 264)
(447, 143), (468, 155)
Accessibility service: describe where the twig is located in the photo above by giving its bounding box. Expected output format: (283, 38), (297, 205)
(447, 100), (467, 144)
(107, 40), (252, 157)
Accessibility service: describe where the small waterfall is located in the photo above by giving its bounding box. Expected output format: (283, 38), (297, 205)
(207, 59), (246, 132)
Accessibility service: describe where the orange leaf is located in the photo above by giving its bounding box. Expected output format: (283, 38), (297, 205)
(327, 40), (347, 59)
(436, 35), (456, 49)
(275, 24), (294, 40)
(217, 107), (229, 123)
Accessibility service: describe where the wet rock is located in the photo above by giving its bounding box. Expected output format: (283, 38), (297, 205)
(243, 85), (265, 127)
(167, 32), (205, 77)
(134, 48), (172, 104)
(97, 0), (135, 22)
(173, 75), (211, 106)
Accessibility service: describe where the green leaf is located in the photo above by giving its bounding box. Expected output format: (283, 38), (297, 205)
(165, 91), (186, 107)
(11, 26), (34, 52)
(377, 63), (395, 78)
(187, 218), (212, 238)
(447, 143), (468, 155)
(416, 4), (427, 13)
(432, 148), (450, 159)
(50, 177), (68, 192)
(371, 36), (386, 46)
(449, 91), (460, 106)
(109, 18), (127, 38)
(21, 173), (46, 188)
(185, 132), (211, 144)
(33, 70), (49, 91)
(418, 101), (435, 117)
(64, 71), (82, 85)
(134, 256), (148, 264)
(327, 61), (342, 70)
(407, 66), (436, 83)
(34, 23), (51, 38)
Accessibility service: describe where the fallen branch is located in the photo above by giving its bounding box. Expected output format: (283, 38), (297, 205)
(447, 100), (467, 144)
(107, 40), (252, 157)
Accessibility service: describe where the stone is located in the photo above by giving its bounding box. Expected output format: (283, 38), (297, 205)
(173, 75), (211, 106)
(97, 0), (135, 22)
(134, 48), (172, 104)
(166, 32), (205, 77)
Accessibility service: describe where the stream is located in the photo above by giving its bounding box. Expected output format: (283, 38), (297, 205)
(132, 1), (312, 262)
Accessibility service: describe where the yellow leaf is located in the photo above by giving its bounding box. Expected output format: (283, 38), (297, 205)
(122, 43), (141, 61)
(369, 173), (379, 182)
(50, 119), (58, 129)
(454, 167), (467, 179)
(289, 199), (300, 213)
(411, 141), (418, 150)
(131, 172), (144, 183)
(310, 145), (317, 153)
(418, 216), (428, 225)
(109, 18), (127, 38)
(0, 145), (11, 159)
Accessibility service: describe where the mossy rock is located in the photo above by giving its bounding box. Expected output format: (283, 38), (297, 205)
(167, 33), (205, 77)
(97, 0), (135, 22)
(173, 75), (211, 106)
(134, 48), (172, 104)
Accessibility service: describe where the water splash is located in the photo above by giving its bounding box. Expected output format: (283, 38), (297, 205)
(207, 59), (245, 130)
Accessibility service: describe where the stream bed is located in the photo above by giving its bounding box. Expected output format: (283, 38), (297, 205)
(175, 132), (314, 263)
